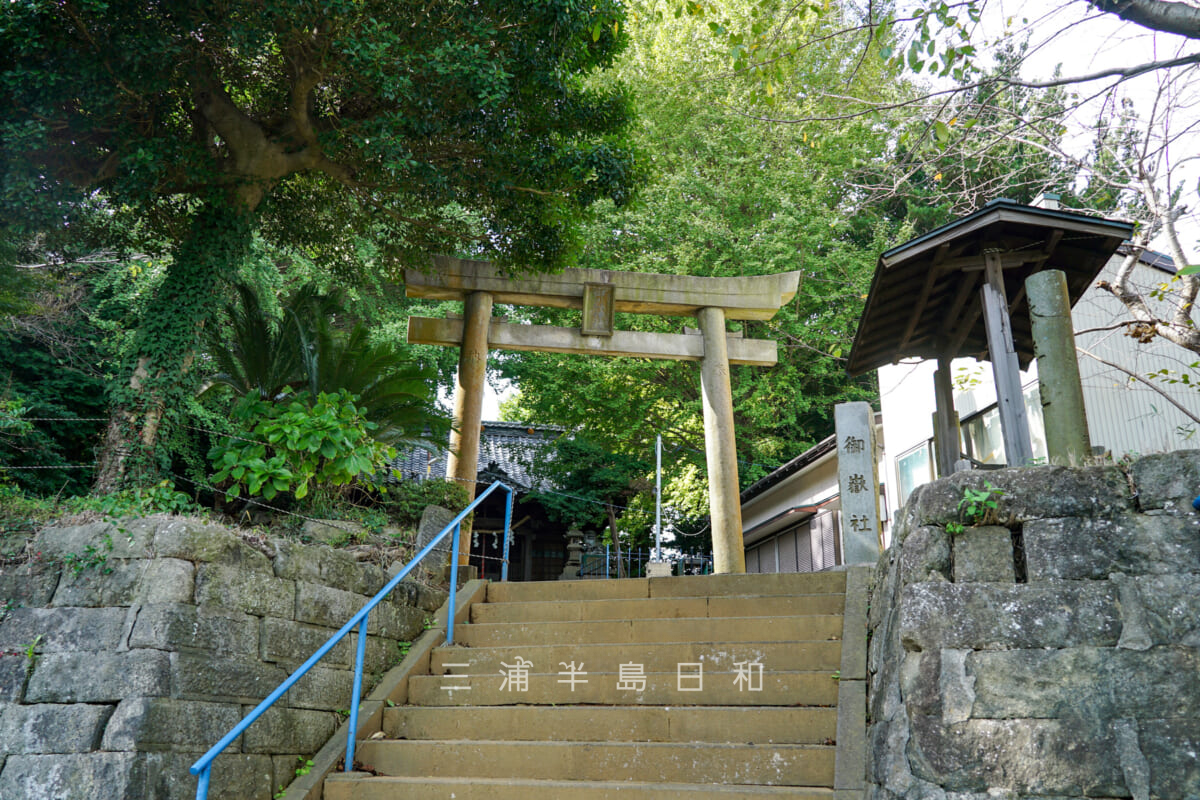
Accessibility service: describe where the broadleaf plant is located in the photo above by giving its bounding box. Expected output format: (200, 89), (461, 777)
(209, 390), (396, 502)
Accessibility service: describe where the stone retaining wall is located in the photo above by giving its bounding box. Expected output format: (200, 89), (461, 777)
(867, 451), (1200, 800)
(0, 515), (446, 800)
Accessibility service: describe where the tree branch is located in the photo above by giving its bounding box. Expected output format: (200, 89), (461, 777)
(720, 51), (1200, 125)
(1075, 320), (1160, 335)
(1096, 246), (1200, 355)
(1077, 345), (1200, 425)
(282, 38), (324, 149)
(1087, 0), (1200, 40)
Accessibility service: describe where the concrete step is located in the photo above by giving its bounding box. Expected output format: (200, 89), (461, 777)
(326, 775), (837, 799)
(646, 572), (847, 599)
(383, 705), (838, 744)
(353, 739), (835, 786)
(470, 593), (846, 623)
(454, 615), (844, 647)
(488, 578), (654, 603)
(431, 640), (842, 674)
(485, 572), (847, 604)
(408, 669), (840, 706)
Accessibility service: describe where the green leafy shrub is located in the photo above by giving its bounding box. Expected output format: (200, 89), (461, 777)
(947, 482), (1005, 534)
(68, 479), (201, 519)
(0, 331), (107, 496)
(0, 398), (33, 437)
(959, 482), (1004, 524)
(203, 281), (450, 450)
(209, 390), (395, 501)
(381, 479), (471, 528)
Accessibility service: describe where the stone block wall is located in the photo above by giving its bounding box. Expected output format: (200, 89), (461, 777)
(0, 516), (446, 800)
(867, 451), (1200, 800)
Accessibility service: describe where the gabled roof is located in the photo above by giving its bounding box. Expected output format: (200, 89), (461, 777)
(1117, 244), (1177, 275)
(738, 413), (883, 506)
(847, 199), (1133, 376)
(390, 422), (565, 491)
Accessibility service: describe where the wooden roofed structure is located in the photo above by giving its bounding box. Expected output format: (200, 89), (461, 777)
(848, 198), (1133, 470)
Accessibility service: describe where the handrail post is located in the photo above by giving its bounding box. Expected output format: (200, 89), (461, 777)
(345, 615), (369, 771)
(194, 765), (210, 800)
(447, 522), (461, 646)
(501, 488), (514, 582)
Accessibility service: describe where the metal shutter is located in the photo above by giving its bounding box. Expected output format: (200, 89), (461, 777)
(758, 541), (777, 573)
(796, 524), (814, 573)
(777, 530), (798, 573)
(812, 511), (840, 569)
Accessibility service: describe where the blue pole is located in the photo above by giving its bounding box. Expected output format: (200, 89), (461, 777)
(501, 490), (514, 582)
(345, 615), (368, 771)
(447, 523), (461, 646)
(194, 766), (210, 800)
(605, 544), (610, 579)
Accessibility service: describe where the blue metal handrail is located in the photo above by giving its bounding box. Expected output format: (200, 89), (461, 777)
(190, 481), (515, 800)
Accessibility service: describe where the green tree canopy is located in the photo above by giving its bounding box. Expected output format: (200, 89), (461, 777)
(0, 0), (638, 487)
(495, 0), (895, 491)
(521, 435), (652, 575)
(1, 0), (636, 266)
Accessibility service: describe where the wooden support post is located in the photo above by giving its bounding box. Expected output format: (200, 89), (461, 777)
(980, 253), (1033, 466)
(697, 306), (745, 574)
(1027, 270), (1091, 465)
(445, 291), (493, 564)
(932, 356), (962, 477)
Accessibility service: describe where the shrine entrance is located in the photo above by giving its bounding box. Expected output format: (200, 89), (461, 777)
(406, 256), (800, 574)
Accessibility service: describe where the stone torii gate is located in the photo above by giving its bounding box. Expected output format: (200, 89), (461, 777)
(406, 256), (800, 575)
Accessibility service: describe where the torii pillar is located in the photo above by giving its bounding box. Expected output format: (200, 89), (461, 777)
(406, 257), (800, 574)
(444, 292), (493, 499)
(697, 306), (744, 573)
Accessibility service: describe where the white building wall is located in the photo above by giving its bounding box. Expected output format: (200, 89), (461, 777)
(1072, 255), (1199, 457)
(878, 358), (1041, 514)
(740, 423), (889, 572)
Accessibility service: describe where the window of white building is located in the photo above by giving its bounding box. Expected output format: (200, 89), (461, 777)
(895, 441), (933, 505)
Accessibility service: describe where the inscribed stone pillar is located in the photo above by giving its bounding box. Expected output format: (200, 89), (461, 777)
(1027, 269), (1091, 465)
(835, 402), (881, 564)
(445, 291), (493, 564)
(697, 306), (745, 574)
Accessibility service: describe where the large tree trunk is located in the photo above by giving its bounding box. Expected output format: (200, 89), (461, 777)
(94, 202), (256, 493)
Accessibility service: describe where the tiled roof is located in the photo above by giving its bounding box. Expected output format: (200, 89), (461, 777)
(389, 422), (566, 491)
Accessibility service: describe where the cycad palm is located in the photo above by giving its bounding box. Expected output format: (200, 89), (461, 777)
(204, 282), (448, 448)
(202, 282), (334, 400)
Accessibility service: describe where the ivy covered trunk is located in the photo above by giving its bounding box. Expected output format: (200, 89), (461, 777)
(94, 203), (256, 492)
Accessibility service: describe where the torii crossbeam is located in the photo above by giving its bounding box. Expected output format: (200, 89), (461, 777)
(406, 256), (800, 574)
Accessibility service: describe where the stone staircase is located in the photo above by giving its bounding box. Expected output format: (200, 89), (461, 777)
(324, 571), (866, 799)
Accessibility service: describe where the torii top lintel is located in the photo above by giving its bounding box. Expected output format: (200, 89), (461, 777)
(405, 256), (801, 321)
